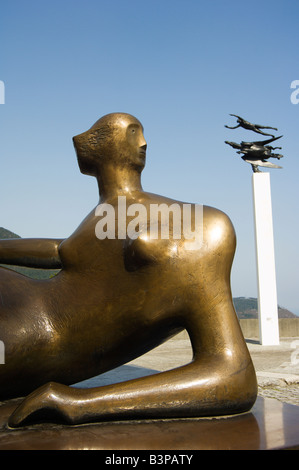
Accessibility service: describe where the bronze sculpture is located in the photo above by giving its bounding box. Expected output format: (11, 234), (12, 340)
(225, 116), (284, 172)
(0, 113), (257, 427)
(225, 114), (278, 138)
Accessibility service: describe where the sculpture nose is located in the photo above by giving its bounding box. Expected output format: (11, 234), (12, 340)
(140, 140), (147, 150)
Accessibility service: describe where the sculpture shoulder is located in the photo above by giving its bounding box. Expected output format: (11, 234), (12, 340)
(123, 201), (236, 271)
(204, 205), (235, 232)
(203, 205), (236, 253)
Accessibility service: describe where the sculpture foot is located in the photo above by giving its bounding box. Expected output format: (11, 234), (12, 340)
(8, 382), (71, 428)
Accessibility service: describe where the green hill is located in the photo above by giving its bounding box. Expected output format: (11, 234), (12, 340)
(0, 227), (21, 239)
(233, 297), (297, 319)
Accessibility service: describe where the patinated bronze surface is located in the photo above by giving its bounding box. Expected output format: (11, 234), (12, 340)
(0, 113), (257, 427)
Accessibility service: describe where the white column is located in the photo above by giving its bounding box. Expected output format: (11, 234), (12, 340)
(252, 172), (280, 345)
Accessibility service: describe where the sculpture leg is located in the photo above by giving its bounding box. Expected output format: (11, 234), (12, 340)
(256, 125), (278, 131)
(252, 128), (275, 137)
(8, 286), (257, 427)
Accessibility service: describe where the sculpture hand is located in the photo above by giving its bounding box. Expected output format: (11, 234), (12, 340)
(8, 382), (72, 427)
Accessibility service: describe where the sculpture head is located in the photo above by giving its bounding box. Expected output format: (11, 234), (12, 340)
(73, 113), (147, 177)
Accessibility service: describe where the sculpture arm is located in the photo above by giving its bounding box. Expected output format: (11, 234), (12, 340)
(224, 124), (240, 129)
(8, 359), (247, 427)
(0, 238), (64, 269)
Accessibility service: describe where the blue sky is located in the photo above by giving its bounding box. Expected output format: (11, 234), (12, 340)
(1, 0), (299, 314)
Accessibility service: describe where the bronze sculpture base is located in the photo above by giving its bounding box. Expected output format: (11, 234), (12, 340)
(0, 397), (298, 450)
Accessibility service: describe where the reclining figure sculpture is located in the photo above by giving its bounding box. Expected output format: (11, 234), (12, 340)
(0, 113), (257, 427)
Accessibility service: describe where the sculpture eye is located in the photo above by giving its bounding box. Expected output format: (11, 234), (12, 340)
(131, 129), (136, 134)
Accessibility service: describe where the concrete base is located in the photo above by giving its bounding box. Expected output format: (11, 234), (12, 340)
(0, 397), (298, 450)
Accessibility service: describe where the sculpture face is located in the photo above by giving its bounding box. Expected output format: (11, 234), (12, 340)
(125, 122), (147, 170)
(73, 113), (147, 176)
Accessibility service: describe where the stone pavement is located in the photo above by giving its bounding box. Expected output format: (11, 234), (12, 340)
(75, 332), (299, 407)
(246, 338), (299, 407)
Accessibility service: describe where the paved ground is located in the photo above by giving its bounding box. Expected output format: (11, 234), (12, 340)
(247, 338), (299, 406)
(75, 332), (299, 407)
(257, 383), (299, 406)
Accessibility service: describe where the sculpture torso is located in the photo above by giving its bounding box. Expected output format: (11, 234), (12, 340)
(45, 192), (233, 379)
(0, 189), (235, 397)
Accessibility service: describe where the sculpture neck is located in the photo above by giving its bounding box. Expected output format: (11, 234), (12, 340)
(96, 165), (143, 201)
